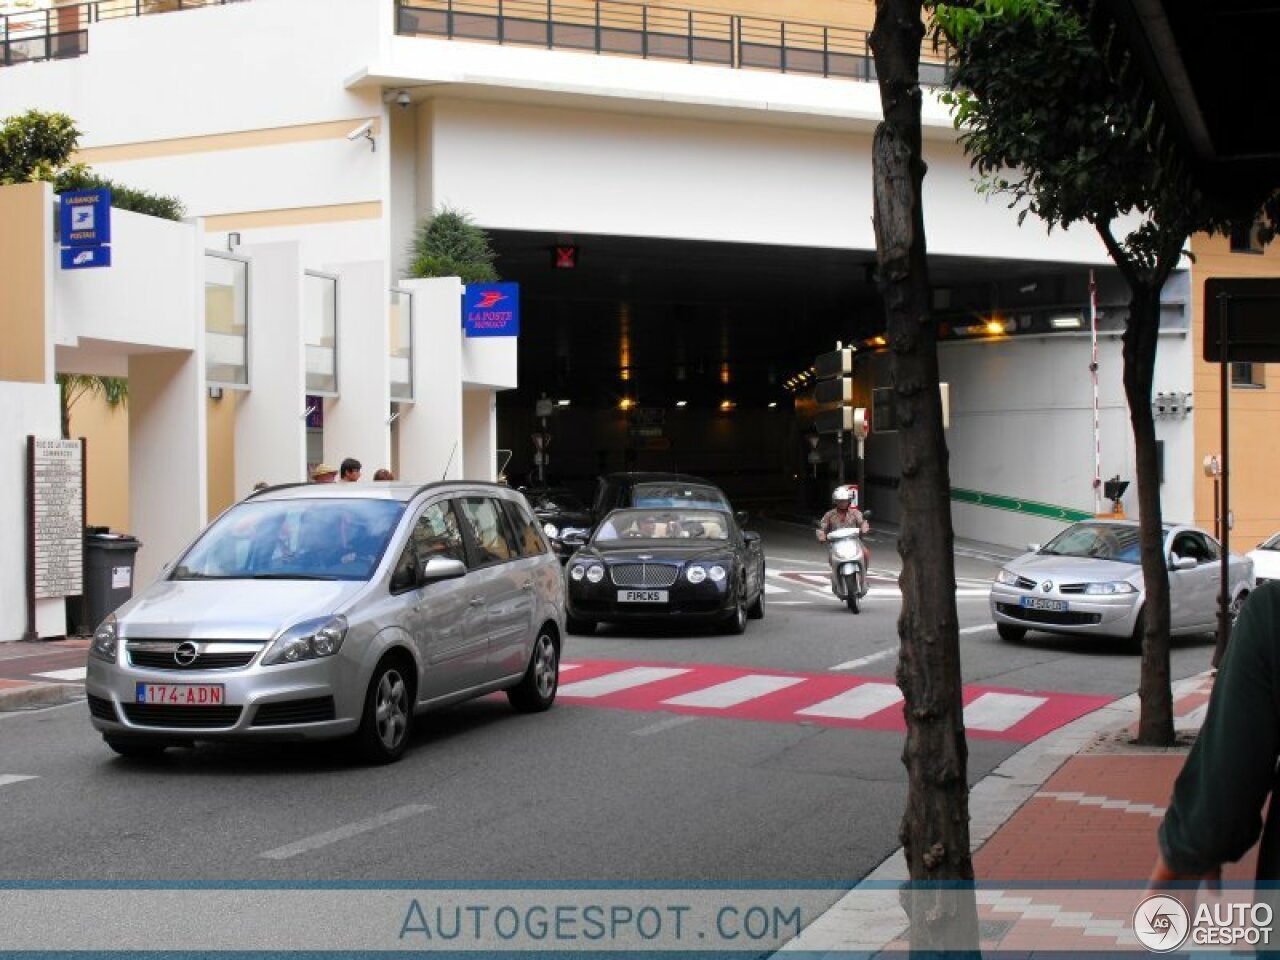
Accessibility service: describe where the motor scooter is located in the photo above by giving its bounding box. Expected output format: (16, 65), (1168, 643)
(825, 527), (868, 613)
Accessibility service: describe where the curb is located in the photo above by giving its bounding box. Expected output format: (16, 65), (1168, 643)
(0, 682), (85, 713)
(774, 671), (1211, 955)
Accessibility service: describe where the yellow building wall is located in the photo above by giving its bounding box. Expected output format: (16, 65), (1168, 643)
(67, 393), (130, 534)
(1190, 232), (1280, 549)
(0, 182), (49, 383)
(206, 390), (240, 521)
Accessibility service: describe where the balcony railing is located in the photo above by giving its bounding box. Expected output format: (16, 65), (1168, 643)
(396, 0), (951, 85)
(1, 0), (246, 67)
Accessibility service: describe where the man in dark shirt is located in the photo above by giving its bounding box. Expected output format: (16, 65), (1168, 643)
(1152, 581), (1280, 886)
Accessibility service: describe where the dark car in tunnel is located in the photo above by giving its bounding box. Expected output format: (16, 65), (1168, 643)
(520, 486), (593, 563)
(590, 472), (735, 526)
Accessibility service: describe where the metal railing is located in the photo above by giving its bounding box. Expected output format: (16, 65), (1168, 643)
(395, 0), (951, 85)
(1, 0), (246, 67)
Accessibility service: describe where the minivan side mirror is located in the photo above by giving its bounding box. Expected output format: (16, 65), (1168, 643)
(1027, 543), (1041, 553)
(417, 555), (468, 585)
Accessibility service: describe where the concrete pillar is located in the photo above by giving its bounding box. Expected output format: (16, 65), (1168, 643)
(462, 387), (496, 481)
(397, 277), (463, 483)
(321, 260), (390, 477)
(128, 351), (207, 586)
(235, 242), (307, 495)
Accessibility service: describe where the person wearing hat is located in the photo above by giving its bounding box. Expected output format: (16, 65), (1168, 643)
(309, 463), (338, 483)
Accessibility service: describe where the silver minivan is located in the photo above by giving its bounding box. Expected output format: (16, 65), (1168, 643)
(85, 482), (565, 763)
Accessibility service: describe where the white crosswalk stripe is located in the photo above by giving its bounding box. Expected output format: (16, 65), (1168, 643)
(963, 692), (1047, 731)
(558, 666), (690, 698)
(33, 667), (87, 681)
(662, 674), (805, 709)
(0, 775), (39, 789)
(796, 682), (903, 720)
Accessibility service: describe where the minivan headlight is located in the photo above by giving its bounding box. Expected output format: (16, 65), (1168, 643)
(995, 568), (1021, 586)
(89, 614), (118, 662)
(1084, 581), (1137, 595)
(262, 615), (348, 666)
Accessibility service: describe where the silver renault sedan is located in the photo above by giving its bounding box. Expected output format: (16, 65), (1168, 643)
(85, 482), (565, 763)
(989, 519), (1253, 650)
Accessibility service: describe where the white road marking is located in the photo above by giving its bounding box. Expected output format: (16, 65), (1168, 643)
(557, 666), (690, 698)
(557, 663), (583, 673)
(963, 692), (1047, 731)
(259, 804), (433, 860)
(769, 601), (812, 606)
(32, 667), (87, 681)
(796, 682), (903, 720)
(959, 624), (995, 635)
(764, 583), (789, 595)
(830, 648), (898, 671)
(662, 674), (805, 709)
(631, 715), (699, 737)
(0, 775), (39, 788)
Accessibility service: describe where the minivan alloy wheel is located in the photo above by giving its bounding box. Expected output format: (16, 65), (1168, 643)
(533, 632), (557, 700)
(375, 668), (409, 750)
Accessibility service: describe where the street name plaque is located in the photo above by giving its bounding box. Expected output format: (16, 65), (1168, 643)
(28, 437), (85, 601)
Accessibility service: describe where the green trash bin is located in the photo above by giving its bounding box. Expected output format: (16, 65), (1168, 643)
(83, 532), (142, 629)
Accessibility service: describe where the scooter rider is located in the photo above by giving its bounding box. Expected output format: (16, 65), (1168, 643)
(817, 486), (870, 567)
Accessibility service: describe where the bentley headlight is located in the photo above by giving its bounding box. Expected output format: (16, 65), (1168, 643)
(262, 615), (348, 666)
(569, 564), (586, 581)
(89, 614), (118, 662)
(995, 568), (1021, 586)
(586, 564), (605, 584)
(708, 565), (727, 582)
(686, 565), (707, 584)
(1084, 581), (1137, 595)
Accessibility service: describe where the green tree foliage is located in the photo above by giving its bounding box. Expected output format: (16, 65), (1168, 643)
(0, 109), (186, 220)
(409, 206), (499, 283)
(931, 0), (1277, 745)
(57, 374), (128, 440)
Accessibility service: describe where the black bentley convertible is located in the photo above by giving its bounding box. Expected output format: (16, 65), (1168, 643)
(563, 507), (766, 635)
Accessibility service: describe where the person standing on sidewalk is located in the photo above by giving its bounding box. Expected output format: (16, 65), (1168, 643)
(1151, 581), (1280, 886)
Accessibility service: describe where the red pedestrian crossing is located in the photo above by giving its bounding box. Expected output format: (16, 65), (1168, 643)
(556, 659), (1112, 743)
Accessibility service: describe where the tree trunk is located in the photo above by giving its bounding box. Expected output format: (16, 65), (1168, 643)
(871, 1), (978, 952)
(1122, 284), (1174, 745)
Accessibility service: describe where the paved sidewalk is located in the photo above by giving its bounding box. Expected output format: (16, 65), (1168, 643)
(0, 636), (89, 711)
(782, 672), (1230, 955)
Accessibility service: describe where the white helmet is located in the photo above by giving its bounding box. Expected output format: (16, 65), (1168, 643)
(832, 485), (854, 505)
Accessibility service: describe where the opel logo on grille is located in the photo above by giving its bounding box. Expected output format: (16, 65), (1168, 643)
(174, 642), (199, 666)
(1041, 580), (1054, 593)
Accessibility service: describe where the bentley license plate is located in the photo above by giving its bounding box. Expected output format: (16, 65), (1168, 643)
(618, 590), (668, 603)
(135, 683), (225, 706)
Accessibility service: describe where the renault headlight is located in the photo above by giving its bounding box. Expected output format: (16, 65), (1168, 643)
(1084, 581), (1137, 595)
(89, 614), (118, 662)
(262, 615), (348, 666)
(995, 568), (1021, 586)
(686, 565), (707, 584)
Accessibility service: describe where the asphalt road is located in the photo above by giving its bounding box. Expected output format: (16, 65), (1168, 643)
(0, 519), (1217, 886)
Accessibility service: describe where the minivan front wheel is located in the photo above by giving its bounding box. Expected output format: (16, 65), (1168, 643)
(355, 659), (413, 764)
(508, 629), (559, 713)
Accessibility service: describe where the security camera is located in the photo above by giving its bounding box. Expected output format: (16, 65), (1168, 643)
(346, 119), (374, 141)
(396, 90), (411, 108)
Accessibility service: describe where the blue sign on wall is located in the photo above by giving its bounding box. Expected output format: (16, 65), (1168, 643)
(60, 189), (112, 247)
(60, 246), (112, 270)
(464, 282), (520, 337)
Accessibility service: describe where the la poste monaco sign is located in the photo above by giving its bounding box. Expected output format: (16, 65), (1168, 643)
(464, 282), (519, 337)
(59, 188), (112, 270)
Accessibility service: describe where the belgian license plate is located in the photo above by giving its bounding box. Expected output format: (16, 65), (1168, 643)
(135, 683), (225, 706)
(1020, 597), (1068, 613)
(618, 590), (668, 603)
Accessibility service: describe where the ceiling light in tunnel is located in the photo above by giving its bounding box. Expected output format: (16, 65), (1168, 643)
(719, 399), (736, 412)
(985, 319), (1011, 336)
(768, 401), (778, 408)
(676, 400), (687, 408)
(557, 399), (571, 406)
(1051, 315), (1083, 330)
(619, 397), (635, 411)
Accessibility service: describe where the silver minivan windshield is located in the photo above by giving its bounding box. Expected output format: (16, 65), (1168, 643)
(172, 498), (406, 581)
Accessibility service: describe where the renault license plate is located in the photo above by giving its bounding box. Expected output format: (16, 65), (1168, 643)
(618, 590), (668, 603)
(1020, 597), (1068, 613)
(135, 683), (225, 706)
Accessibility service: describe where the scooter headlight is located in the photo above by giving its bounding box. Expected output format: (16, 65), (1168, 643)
(833, 538), (860, 560)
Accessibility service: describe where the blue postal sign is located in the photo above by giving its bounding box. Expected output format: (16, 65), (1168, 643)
(61, 245), (112, 270)
(61, 188), (112, 247)
(464, 282), (519, 337)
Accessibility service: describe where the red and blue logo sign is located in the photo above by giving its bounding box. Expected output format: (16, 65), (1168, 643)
(464, 282), (519, 337)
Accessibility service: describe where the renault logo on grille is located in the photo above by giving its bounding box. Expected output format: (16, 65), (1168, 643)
(1041, 580), (1054, 593)
(174, 642), (199, 666)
